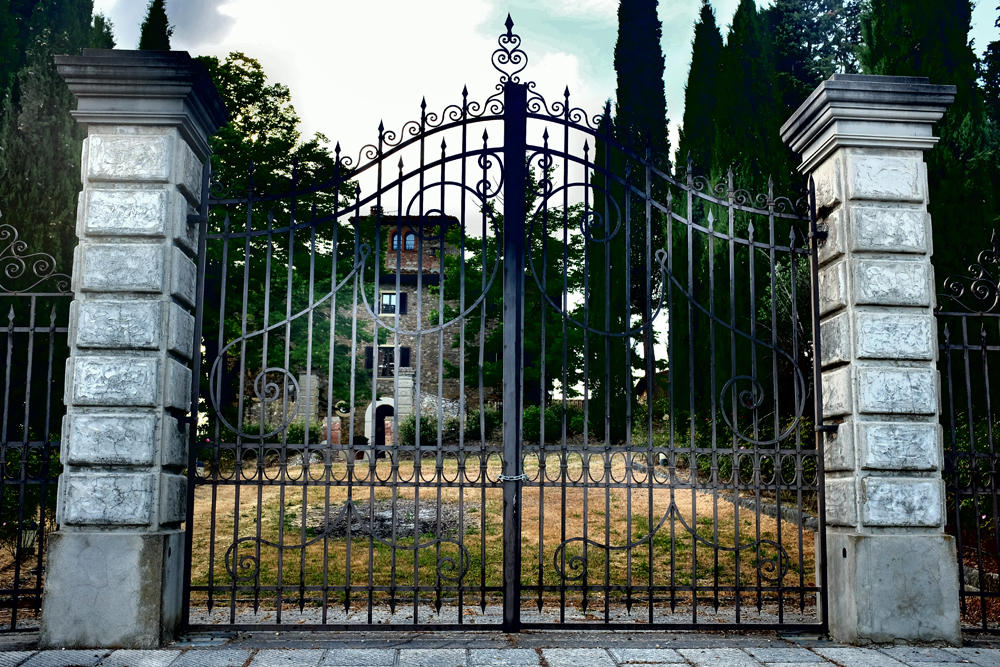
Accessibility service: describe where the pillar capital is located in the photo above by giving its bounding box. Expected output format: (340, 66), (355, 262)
(54, 49), (227, 160)
(781, 74), (955, 173)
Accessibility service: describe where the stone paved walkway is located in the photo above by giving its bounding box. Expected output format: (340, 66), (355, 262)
(3, 632), (1000, 666)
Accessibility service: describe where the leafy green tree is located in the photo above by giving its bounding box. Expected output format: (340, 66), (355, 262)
(197, 54), (365, 436)
(138, 0), (172, 50)
(981, 5), (1000, 126)
(676, 0), (723, 176)
(861, 0), (999, 279)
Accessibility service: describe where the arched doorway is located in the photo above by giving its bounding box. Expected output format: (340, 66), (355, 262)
(374, 403), (394, 449)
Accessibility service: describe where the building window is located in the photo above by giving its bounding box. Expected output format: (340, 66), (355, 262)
(380, 292), (396, 314)
(379, 291), (406, 314)
(391, 234), (400, 251)
(404, 233), (416, 250)
(365, 345), (411, 377)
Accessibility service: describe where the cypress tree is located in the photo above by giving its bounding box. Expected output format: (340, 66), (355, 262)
(861, 0), (997, 278)
(676, 0), (723, 176)
(138, 0), (172, 50)
(91, 12), (114, 49)
(0, 0), (96, 274)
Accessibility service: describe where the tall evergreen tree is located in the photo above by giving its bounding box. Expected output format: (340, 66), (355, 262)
(713, 0), (789, 195)
(91, 12), (114, 49)
(676, 0), (723, 175)
(0, 0), (100, 274)
(861, 0), (998, 278)
(138, 0), (172, 50)
(981, 5), (1000, 124)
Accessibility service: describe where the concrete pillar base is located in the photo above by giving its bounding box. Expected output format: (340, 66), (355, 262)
(40, 530), (184, 648)
(826, 531), (961, 644)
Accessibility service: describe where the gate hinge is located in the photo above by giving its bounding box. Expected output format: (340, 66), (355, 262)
(815, 423), (839, 434)
(499, 473), (528, 483)
(187, 213), (208, 226)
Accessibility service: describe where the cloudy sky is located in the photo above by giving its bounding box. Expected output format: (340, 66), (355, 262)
(92, 0), (998, 160)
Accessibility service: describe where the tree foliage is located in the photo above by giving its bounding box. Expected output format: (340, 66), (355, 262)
(138, 0), (172, 50)
(861, 0), (999, 278)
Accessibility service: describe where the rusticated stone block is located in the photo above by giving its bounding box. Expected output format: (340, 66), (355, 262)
(823, 417), (855, 471)
(80, 243), (163, 293)
(819, 260), (847, 315)
(161, 414), (186, 468)
(165, 358), (191, 411)
(75, 300), (161, 350)
(66, 412), (157, 466)
(61, 472), (155, 525)
(159, 473), (186, 524)
(173, 195), (198, 254)
(170, 246), (196, 308)
(846, 153), (925, 203)
(857, 365), (936, 415)
(167, 303), (194, 360)
(854, 259), (931, 307)
(822, 365), (852, 417)
(85, 188), (168, 237)
(812, 154), (843, 213)
(850, 205), (928, 254)
(174, 141), (203, 205)
(855, 312), (934, 360)
(820, 312), (850, 367)
(86, 134), (171, 182)
(72, 356), (158, 407)
(859, 422), (940, 470)
(825, 477), (857, 526)
(861, 477), (942, 526)
(817, 208), (845, 266)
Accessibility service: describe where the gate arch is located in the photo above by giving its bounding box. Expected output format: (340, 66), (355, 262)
(184, 17), (827, 632)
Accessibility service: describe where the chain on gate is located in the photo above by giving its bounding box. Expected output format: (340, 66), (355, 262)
(183, 16), (827, 631)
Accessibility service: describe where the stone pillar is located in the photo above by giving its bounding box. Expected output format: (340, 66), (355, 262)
(781, 74), (959, 643)
(41, 50), (226, 648)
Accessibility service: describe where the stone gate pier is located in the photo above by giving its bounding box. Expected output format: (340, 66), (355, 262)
(782, 75), (961, 643)
(40, 51), (225, 648)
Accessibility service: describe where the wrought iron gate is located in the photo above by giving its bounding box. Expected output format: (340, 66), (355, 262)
(184, 18), (826, 631)
(938, 232), (1000, 632)
(0, 224), (70, 632)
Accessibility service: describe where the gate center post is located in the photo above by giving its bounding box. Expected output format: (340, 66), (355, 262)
(43, 50), (226, 648)
(502, 79), (528, 632)
(782, 74), (960, 643)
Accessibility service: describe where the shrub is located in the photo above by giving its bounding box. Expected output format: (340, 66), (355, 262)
(523, 404), (585, 443)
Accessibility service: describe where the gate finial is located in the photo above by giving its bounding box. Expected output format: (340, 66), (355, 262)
(493, 14), (527, 86)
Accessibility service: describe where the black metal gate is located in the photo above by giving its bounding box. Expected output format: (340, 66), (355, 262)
(0, 223), (70, 632)
(938, 232), (1000, 632)
(184, 19), (826, 631)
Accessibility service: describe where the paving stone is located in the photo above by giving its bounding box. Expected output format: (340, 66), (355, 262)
(812, 648), (906, 667)
(99, 650), (181, 667)
(607, 648), (685, 663)
(540, 649), (615, 667)
(317, 649), (395, 666)
(0, 653), (34, 667)
(945, 648), (1000, 666)
(678, 648), (762, 666)
(396, 649), (466, 667)
(468, 648), (539, 665)
(169, 649), (252, 667)
(744, 647), (825, 663)
(20, 651), (105, 667)
(878, 647), (964, 663)
(250, 649), (325, 666)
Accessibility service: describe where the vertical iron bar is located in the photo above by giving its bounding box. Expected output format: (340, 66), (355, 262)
(182, 159), (211, 629)
(501, 79), (527, 632)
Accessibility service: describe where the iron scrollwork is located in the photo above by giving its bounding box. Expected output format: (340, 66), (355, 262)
(0, 221), (71, 293)
(552, 502), (791, 585)
(940, 229), (1000, 313)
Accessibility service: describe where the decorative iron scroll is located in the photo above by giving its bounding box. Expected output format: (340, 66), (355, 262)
(939, 229), (1000, 313)
(0, 222), (70, 294)
(553, 502), (791, 585)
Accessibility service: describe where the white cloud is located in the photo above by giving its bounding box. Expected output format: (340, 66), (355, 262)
(547, 0), (617, 20)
